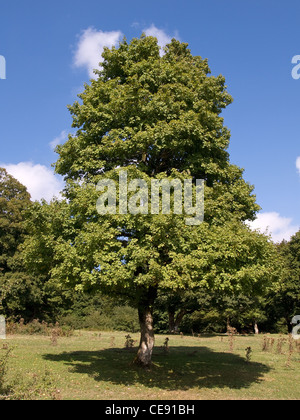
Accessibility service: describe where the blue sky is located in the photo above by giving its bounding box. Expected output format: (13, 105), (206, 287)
(1, 0), (300, 241)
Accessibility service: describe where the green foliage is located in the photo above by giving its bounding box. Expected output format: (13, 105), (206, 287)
(265, 232), (300, 332)
(2, 37), (284, 355)
(154, 221), (276, 334)
(56, 37), (234, 184)
(0, 168), (34, 319)
(0, 168), (31, 274)
(51, 36), (266, 304)
(59, 295), (139, 333)
(40, 35), (278, 365)
(20, 199), (81, 322)
(0, 37), (297, 343)
(182, 308), (227, 334)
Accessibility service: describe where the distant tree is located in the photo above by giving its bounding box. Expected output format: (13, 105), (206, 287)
(267, 233), (300, 332)
(0, 168), (39, 319)
(155, 289), (200, 334)
(219, 294), (267, 334)
(21, 199), (77, 321)
(0, 168), (31, 274)
(289, 230), (300, 265)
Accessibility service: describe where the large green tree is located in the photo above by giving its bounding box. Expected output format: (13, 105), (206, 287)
(51, 35), (272, 366)
(0, 168), (39, 318)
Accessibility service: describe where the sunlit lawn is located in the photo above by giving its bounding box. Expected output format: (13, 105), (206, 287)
(1, 330), (299, 400)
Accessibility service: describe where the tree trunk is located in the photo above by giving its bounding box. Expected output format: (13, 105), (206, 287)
(226, 318), (231, 333)
(254, 321), (259, 335)
(135, 305), (155, 368)
(168, 311), (176, 333)
(168, 308), (187, 333)
(175, 309), (186, 331)
(134, 288), (157, 368)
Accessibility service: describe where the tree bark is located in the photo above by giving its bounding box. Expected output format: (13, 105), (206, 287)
(226, 318), (231, 333)
(168, 311), (176, 333)
(135, 305), (155, 367)
(134, 288), (157, 368)
(168, 308), (187, 333)
(175, 309), (186, 331)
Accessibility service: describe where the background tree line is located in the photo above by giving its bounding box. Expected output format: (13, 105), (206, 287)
(0, 168), (299, 336)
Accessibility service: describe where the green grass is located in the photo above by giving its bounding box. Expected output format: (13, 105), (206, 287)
(1, 331), (299, 400)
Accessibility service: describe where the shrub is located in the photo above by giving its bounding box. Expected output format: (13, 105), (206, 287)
(59, 305), (139, 333)
(6, 319), (74, 337)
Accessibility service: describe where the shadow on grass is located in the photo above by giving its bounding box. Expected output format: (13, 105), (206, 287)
(43, 346), (271, 391)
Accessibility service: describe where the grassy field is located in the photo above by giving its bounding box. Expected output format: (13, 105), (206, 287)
(1, 330), (299, 400)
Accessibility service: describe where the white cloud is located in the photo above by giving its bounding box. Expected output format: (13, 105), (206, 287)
(2, 162), (64, 202)
(73, 27), (123, 78)
(73, 26), (178, 77)
(296, 156), (300, 175)
(50, 130), (68, 150)
(248, 212), (299, 243)
(143, 25), (174, 55)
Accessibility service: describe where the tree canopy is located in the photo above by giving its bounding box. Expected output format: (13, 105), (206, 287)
(44, 35), (274, 366)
